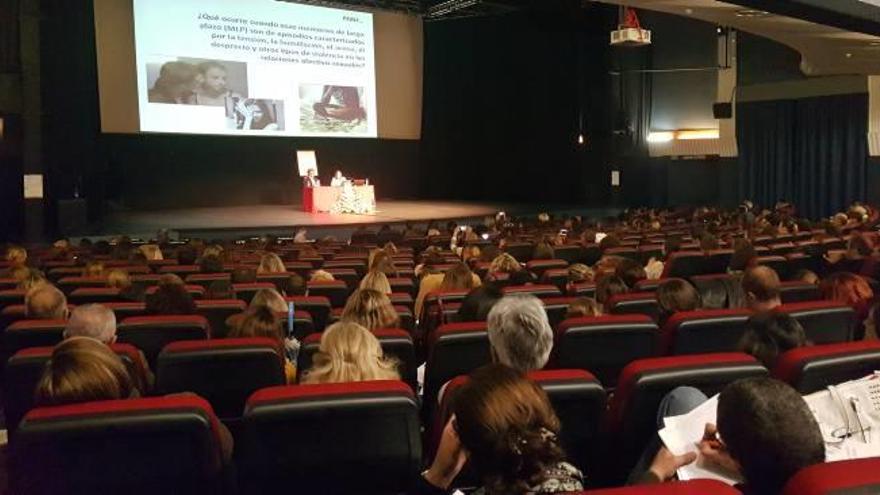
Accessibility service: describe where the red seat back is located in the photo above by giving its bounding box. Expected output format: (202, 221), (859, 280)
(773, 340), (880, 394)
(782, 458), (880, 495)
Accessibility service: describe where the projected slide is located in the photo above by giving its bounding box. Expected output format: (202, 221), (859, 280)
(133, 0), (377, 137)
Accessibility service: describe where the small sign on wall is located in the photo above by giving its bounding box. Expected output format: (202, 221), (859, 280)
(23, 174), (44, 199)
(611, 170), (621, 187)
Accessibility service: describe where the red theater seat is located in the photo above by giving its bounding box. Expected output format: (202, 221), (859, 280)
(607, 292), (660, 321)
(773, 340), (880, 394)
(240, 381), (420, 493)
(102, 301), (148, 320)
(605, 353), (767, 482)
(504, 242), (535, 263)
(3, 343), (151, 437)
(0, 289), (26, 310)
(779, 281), (822, 303)
(783, 458), (880, 495)
(255, 272), (293, 291)
(194, 299), (246, 339)
(322, 259), (367, 277)
(541, 268), (570, 291)
(778, 301), (856, 344)
(555, 244), (586, 264)
(542, 296), (578, 329)
(503, 284), (563, 300)
(3, 319), (67, 360)
(553, 315), (658, 387)
(68, 287), (122, 304)
(10, 395), (229, 494)
(306, 280), (350, 308)
(145, 284), (205, 300)
(661, 251), (706, 279)
(184, 273), (231, 289)
(526, 259), (569, 278)
(156, 338), (285, 421)
(389, 277), (416, 297)
(298, 328), (417, 390)
(232, 282), (276, 305)
(660, 309), (753, 355)
(420, 290), (470, 332)
(424, 322), (490, 416)
(56, 276), (108, 294)
(117, 315), (209, 368)
(569, 282), (597, 298)
(284, 295), (331, 331)
(583, 479), (741, 494)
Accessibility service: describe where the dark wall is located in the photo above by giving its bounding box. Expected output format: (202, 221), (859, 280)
(619, 157), (739, 209)
(420, 3), (616, 206)
(738, 32), (805, 86)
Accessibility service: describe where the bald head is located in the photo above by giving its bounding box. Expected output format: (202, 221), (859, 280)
(65, 304), (117, 343)
(743, 266), (782, 311)
(25, 285), (68, 319)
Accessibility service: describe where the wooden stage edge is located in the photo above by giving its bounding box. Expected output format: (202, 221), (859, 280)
(101, 200), (571, 238)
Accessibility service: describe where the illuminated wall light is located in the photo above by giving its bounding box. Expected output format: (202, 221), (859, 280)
(646, 131), (675, 143)
(577, 133), (585, 145)
(676, 129), (720, 140)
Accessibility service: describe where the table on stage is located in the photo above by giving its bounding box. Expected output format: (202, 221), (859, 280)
(302, 185), (376, 213)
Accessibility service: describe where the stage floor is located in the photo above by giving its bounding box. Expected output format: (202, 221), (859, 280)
(101, 200), (531, 239)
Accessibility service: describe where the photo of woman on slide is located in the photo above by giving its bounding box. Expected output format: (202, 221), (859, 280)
(226, 98), (285, 131)
(299, 84), (368, 134)
(146, 58), (247, 106)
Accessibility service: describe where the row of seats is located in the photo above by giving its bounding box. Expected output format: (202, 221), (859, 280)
(11, 373), (880, 494)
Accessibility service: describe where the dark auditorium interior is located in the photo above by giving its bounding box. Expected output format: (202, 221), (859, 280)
(4, 0), (880, 493)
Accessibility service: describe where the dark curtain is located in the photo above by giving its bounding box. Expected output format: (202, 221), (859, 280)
(0, 0), (20, 72)
(737, 93), (867, 219)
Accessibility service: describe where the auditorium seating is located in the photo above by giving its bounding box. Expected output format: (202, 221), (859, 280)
(298, 328), (418, 390)
(607, 292), (660, 321)
(239, 381), (421, 494)
(661, 252), (706, 278)
(284, 295), (332, 331)
(3, 343), (151, 436)
(779, 280), (822, 303)
(777, 301), (856, 344)
(424, 322), (490, 416)
(117, 315), (210, 368)
(232, 282), (276, 304)
(155, 338), (286, 422)
(659, 308), (753, 355)
(782, 458), (880, 495)
(584, 480), (742, 494)
(773, 340), (880, 394)
(68, 287), (122, 304)
(10, 395), (230, 494)
(306, 279), (350, 307)
(553, 315), (659, 386)
(604, 353), (768, 481)
(2, 319), (67, 364)
(185, 273), (230, 289)
(526, 259), (568, 278)
(194, 299), (246, 339)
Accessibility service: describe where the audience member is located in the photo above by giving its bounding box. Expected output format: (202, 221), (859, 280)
(792, 269), (819, 285)
(596, 275), (628, 306)
(369, 250), (399, 278)
(457, 284), (504, 322)
(565, 297), (602, 319)
(567, 263), (593, 284)
(820, 272), (874, 339)
(487, 294), (553, 372)
(25, 284), (69, 319)
(728, 241), (757, 273)
(228, 306), (295, 382)
(656, 279), (701, 327)
(415, 262), (481, 319)
(35, 337), (134, 406)
(421, 364), (583, 494)
(615, 258), (647, 289)
(300, 321), (400, 384)
(83, 261), (105, 278)
(257, 253), (286, 274)
(64, 304), (117, 343)
(282, 272), (306, 296)
(17, 268), (47, 292)
(341, 288), (400, 331)
(359, 270), (392, 294)
(4, 245), (27, 271)
(139, 244), (163, 261)
(738, 312), (808, 368)
(146, 280), (196, 315)
(742, 266), (782, 312)
(310, 270), (336, 283)
(199, 254), (224, 274)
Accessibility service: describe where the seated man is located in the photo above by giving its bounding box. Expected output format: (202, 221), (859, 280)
(25, 284), (69, 319)
(330, 170), (347, 187)
(641, 378), (825, 494)
(742, 266), (782, 312)
(64, 304), (117, 344)
(486, 294), (553, 372)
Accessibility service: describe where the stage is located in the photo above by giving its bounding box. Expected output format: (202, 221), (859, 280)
(100, 200), (554, 239)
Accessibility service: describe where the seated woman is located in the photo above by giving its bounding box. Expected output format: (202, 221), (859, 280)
(487, 253), (521, 280)
(420, 364), (584, 494)
(359, 270), (392, 295)
(146, 277), (197, 315)
(820, 272), (874, 340)
(257, 253), (286, 274)
(300, 321), (400, 384)
(415, 263), (481, 320)
(656, 279), (701, 328)
(457, 284), (504, 322)
(737, 312), (808, 369)
(565, 297), (602, 319)
(228, 306), (296, 383)
(36, 337), (233, 463)
(341, 288), (400, 331)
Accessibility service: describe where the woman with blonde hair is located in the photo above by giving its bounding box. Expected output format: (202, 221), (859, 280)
(489, 253), (521, 275)
(83, 261), (105, 278)
(341, 288), (400, 330)
(35, 337), (135, 407)
(359, 270), (392, 294)
(5, 246), (27, 267)
(257, 253), (286, 274)
(227, 288), (287, 333)
(309, 270), (335, 283)
(300, 321), (400, 384)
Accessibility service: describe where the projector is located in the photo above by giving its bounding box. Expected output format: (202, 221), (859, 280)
(610, 28), (652, 47)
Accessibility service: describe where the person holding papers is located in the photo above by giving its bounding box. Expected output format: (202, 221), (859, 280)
(634, 378), (825, 495)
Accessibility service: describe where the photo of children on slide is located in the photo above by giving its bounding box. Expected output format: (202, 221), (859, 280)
(146, 58), (247, 106)
(226, 98), (285, 131)
(299, 84), (368, 134)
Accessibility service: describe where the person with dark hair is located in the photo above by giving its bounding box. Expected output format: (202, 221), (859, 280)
(146, 282), (197, 315)
(532, 242), (555, 261)
(192, 61), (240, 106)
(637, 378), (825, 494)
(420, 365), (584, 494)
(728, 240), (756, 273)
(148, 61), (198, 104)
(231, 266), (257, 284)
(457, 284), (504, 322)
(283, 272), (306, 296)
(742, 266), (782, 312)
(615, 258), (646, 289)
(508, 269), (535, 286)
(656, 279), (701, 326)
(176, 245), (198, 266)
(199, 254), (224, 274)
(596, 274), (628, 306)
(737, 312), (808, 368)
(697, 278), (729, 310)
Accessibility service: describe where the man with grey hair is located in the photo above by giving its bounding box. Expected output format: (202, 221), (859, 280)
(64, 304), (117, 344)
(486, 294), (553, 372)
